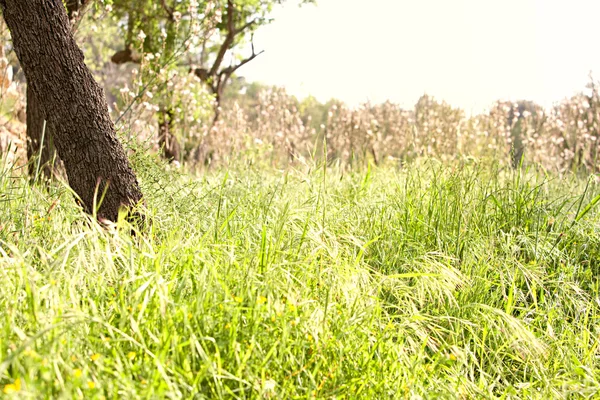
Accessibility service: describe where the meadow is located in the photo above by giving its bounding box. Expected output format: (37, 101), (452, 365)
(2, 1), (600, 398)
(1, 152), (599, 398)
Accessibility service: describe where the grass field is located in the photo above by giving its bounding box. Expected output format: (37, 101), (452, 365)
(1, 156), (600, 398)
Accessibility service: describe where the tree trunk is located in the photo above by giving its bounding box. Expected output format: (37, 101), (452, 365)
(212, 88), (223, 126)
(1, 0), (143, 221)
(26, 83), (63, 180)
(158, 109), (181, 162)
(156, 21), (181, 164)
(26, 0), (90, 181)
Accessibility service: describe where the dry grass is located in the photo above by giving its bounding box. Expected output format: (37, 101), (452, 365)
(171, 78), (600, 174)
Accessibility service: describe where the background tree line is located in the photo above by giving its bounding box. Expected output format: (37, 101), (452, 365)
(1, 0), (600, 222)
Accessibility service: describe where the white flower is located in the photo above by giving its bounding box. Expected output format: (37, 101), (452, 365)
(263, 379), (276, 391)
(137, 30), (146, 41)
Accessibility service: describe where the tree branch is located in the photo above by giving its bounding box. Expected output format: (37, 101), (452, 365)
(223, 48), (264, 77)
(235, 18), (258, 35)
(209, 0), (236, 77)
(159, 0), (174, 20)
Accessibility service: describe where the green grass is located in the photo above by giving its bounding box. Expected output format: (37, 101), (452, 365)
(1, 156), (600, 399)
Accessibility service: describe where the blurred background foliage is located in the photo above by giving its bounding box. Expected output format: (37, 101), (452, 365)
(1, 0), (600, 175)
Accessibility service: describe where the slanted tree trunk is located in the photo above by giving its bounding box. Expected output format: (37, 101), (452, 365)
(25, 0), (90, 180)
(26, 83), (62, 179)
(1, 0), (143, 221)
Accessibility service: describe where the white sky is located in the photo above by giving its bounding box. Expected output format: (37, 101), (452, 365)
(240, 0), (600, 113)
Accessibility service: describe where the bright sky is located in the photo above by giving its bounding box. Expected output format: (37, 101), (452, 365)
(240, 0), (600, 113)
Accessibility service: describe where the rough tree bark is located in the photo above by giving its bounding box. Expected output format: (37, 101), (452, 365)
(25, 0), (90, 180)
(1, 0), (143, 221)
(26, 84), (63, 179)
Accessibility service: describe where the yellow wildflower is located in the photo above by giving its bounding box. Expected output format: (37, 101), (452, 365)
(73, 369), (83, 378)
(23, 349), (37, 357)
(87, 381), (96, 389)
(127, 352), (136, 360)
(257, 296), (267, 304)
(2, 378), (21, 394)
(90, 353), (100, 362)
